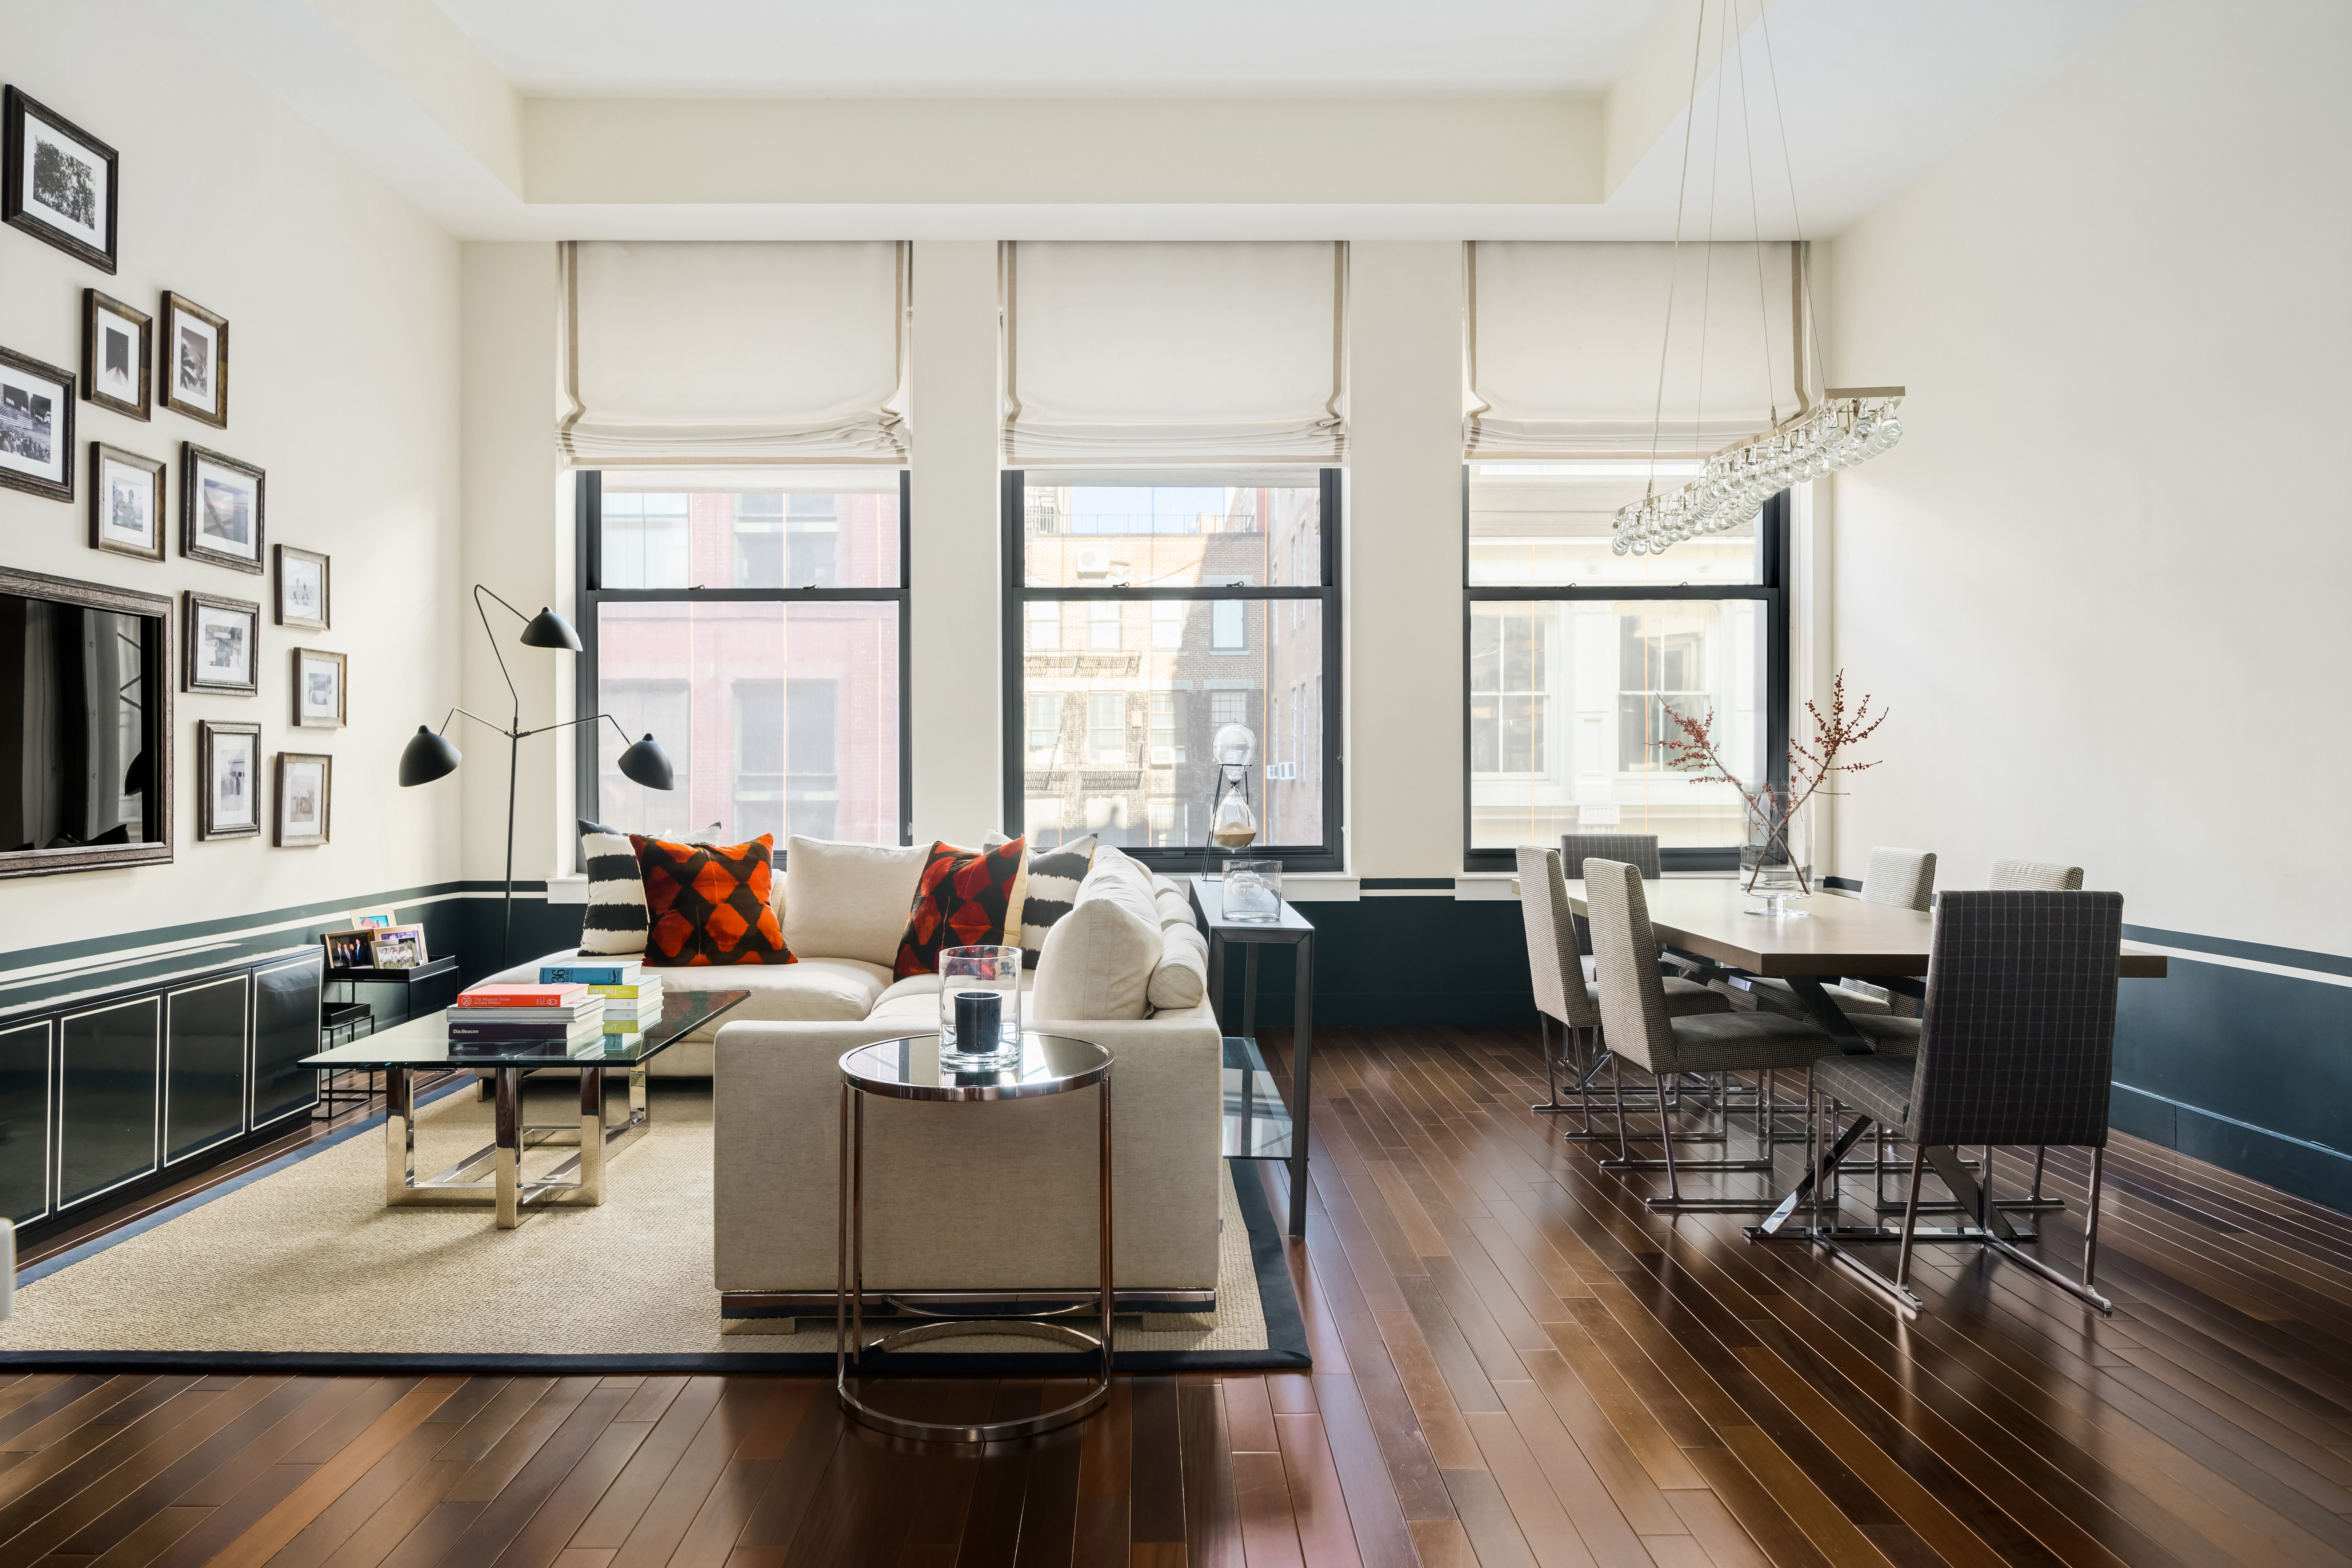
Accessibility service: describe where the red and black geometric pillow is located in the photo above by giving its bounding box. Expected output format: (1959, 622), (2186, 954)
(633, 832), (796, 967)
(893, 838), (1031, 980)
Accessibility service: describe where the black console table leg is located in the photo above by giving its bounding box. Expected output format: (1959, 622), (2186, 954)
(1288, 936), (1313, 1238)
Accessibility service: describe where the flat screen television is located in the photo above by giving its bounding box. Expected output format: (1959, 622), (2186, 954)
(0, 567), (172, 878)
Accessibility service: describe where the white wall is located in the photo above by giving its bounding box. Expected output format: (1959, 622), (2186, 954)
(1820, 0), (2350, 955)
(0, 0), (461, 954)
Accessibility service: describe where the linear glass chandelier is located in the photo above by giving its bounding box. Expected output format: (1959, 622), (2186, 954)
(1613, 0), (1906, 559)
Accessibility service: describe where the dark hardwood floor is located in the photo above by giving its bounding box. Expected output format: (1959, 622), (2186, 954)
(6, 1024), (2352, 1566)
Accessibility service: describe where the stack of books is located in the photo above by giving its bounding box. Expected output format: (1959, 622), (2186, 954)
(539, 958), (665, 1039)
(445, 982), (606, 1055)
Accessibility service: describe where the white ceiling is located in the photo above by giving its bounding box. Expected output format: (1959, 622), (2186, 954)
(431, 0), (1675, 98)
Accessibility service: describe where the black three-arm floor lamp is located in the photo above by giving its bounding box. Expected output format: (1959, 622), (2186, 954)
(398, 585), (676, 966)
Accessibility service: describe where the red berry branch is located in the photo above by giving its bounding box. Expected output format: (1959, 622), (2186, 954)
(1663, 670), (1886, 895)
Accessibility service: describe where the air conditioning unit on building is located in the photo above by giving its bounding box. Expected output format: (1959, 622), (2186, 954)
(1075, 547), (1111, 578)
(1266, 762), (1298, 780)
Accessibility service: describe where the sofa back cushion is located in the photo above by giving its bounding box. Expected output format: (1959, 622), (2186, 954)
(1032, 894), (1162, 1022)
(784, 837), (931, 967)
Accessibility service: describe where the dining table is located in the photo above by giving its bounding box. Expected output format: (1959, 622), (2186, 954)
(1555, 878), (2169, 1247)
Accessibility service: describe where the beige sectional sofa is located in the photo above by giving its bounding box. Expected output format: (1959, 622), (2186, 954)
(492, 835), (1226, 1308)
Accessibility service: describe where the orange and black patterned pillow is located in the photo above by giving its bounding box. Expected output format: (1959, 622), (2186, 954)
(633, 832), (795, 967)
(893, 838), (1031, 980)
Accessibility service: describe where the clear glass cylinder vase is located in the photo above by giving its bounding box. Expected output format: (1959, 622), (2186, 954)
(938, 945), (1023, 1062)
(1740, 790), (1813, 916)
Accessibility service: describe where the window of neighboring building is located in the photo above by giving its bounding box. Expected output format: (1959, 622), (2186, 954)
(1006, 470), (1342, 870)
(1462, 461), (1786, 872)
(578, 470), (909, 851)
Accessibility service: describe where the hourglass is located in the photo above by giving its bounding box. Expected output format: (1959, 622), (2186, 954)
(1205, 722), (1258, 869)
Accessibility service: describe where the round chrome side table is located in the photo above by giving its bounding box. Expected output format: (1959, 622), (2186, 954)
(836, 1032), (1113, 1443)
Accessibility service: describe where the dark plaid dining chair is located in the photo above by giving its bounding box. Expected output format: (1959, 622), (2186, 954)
(1799, 889), (2123, 1314)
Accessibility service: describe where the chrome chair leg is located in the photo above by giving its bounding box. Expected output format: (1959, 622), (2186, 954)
(1658, 1073), (1679, 1202)
(1894, 1144), (1927, 1291)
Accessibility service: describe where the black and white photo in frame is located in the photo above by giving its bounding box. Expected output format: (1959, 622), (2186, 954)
(183, 591), (258, 695)
(275, 752), (330, 848)
(2, 87), (116, 273)
(0, 347), (74, 502)
(180, 443), (263, 572)
(82, 290), (150, 419)
(197, 720), (260, 840)
(160, 292), (227, 427)
(89, 443), (163, 561)
(292, 646), (346, 728)
(275, 544), (328, 630)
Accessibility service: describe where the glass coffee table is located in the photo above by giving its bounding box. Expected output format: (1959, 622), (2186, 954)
(300, 988), (748, 1228)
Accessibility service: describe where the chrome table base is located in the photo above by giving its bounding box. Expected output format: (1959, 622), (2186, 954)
(383, 1062), (651, 1229)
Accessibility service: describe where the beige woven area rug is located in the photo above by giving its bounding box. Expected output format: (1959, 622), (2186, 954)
(0, 1081), (1307, 1373)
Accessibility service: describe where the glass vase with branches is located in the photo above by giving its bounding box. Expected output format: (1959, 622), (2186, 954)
(1663, 670), (1886, 897)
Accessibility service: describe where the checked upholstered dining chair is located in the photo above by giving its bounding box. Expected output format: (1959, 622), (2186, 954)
(1793, 888), (2125, 1315)
(1518, 846), (1731, 1142)
(1583, 858), (1838, 1211)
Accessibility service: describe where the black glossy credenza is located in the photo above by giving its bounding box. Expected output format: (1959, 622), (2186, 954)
(0, 945), (323, 1233)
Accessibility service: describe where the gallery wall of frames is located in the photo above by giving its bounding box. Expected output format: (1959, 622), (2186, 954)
(0, 13), (480, 965)
(0, 73), (385, 889)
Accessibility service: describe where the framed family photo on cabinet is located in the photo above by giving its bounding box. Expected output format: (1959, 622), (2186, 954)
(160, 292), (227, 427)
(89, 443), (163, 561)
(2, 88), (116, 274)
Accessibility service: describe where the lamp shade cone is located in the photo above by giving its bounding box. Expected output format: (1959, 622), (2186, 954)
(519, 606), (584, 651)
(398, 725), (463, 786)
(617, 733), (675, 790)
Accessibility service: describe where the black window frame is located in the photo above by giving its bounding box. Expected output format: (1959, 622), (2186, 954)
(1001, 466), (1345, 873)
(574, 468), (915, 857)
(1461, 477), (1789, 875)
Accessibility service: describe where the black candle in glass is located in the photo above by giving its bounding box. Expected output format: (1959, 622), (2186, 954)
(953, 989), (1001, 1054)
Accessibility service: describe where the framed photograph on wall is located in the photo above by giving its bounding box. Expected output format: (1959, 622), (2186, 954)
(183, 591), (258, 695)
(180, 443), (262, 572)
(83, 290), (150, 419)
(196, 719), (260, 840)
(160, 292), (227, 427)
(275, 752), (331, 847)
(2, 88), (116, 274)
(89, 443), (163, 561)
(275, 544), (328, 630)
(292, 646), (346, 728)
(0, 347), (74, 502)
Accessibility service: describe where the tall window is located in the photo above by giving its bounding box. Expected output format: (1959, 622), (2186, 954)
(1463, 462), (1786, 872)
(1005, 470), (1343, 870)
(578, 470), (909, 851)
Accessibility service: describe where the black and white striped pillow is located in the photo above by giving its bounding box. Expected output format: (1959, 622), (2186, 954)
(578, 818), (648, 956)
(987, 833), (1096, 967)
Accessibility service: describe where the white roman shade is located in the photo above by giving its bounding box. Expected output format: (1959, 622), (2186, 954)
(558, 241), (909, 466)
(1465, 241), (1804, 459)
(1003, 241), (1347, 466)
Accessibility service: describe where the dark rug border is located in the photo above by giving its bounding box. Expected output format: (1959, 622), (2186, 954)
(1, 1150), (1312, 1375)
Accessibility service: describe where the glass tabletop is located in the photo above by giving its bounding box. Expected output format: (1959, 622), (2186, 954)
(298, 989), (751, 1070)
(841, 1033), (1111, 1102)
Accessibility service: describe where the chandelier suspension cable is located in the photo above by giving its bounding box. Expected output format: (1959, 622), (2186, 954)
(1733, 0), (1779, 427)
(1613, 0), (1906, 557)
(1643, 0), (1713, 508)
(1691, 0), (1731, 472)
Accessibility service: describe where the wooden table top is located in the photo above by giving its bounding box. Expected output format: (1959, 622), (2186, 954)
(1559, 879), (2170, 980)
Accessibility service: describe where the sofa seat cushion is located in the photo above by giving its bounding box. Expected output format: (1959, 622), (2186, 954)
(871, 971), (1038, 1012)
(492, 948), (888, 1025)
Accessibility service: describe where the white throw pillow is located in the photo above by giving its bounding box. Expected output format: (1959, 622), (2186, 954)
(1031, 895), (1163, 1022)
(782, 837), (931, 968)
